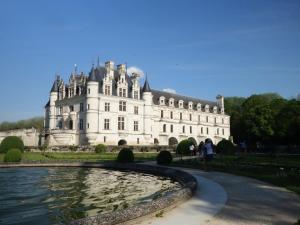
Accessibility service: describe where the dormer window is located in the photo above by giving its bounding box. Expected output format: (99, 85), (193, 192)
(179, 100), (184, 108)
(119, 88), (127, 97)
(188, 101), (193, 110)
(197, 103), (202, 111)
(169, 98), (174, 107)
(205, 104), (210, 113)
(133, 91), (139, 99)
(105, 85), (111, 95)
(213, 106), (218, 113)
(159, 96), (165, 105)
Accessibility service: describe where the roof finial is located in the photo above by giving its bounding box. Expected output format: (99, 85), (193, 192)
(74, 64), (77, 75)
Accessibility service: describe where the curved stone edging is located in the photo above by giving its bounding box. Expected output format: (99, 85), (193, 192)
(0, 162), (197, 225)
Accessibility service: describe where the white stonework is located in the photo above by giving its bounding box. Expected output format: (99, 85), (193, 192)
(44, 60), (230, 146)
(0, 128), (41, 146)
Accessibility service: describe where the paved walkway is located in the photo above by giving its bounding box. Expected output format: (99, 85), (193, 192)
(138, 166), (300, 225)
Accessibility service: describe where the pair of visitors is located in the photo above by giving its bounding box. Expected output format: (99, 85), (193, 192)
(202, 138), (214, 171)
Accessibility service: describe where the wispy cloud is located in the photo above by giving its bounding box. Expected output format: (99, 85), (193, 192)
(127, 66), (144, 77)
(163, 88), (176, 94)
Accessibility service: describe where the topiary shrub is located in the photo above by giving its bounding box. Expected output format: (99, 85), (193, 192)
(4, 149), (22, 162)
(117, 148), (134, 163)
(95, 144), (107, 153)
(176, 139), (193, 155)
(216, 139), (235, 155)
(156, 150), (172, 165)
(0, 136), (24, 153)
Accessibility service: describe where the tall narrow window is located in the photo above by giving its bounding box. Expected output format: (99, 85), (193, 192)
(105, 102), (110, 112)
(134, 121), (139, 131)
(201, 127), (203, 134)
(214, 117), (217, 124)
(190, 114), (192, 121)
(180, 113), (182, 120)
(80, 103), (84, 112)
(163, 124), (166, 132)
(134, 91), (138, 99)
(105, 85), (111, 95)
(79, 119), (83, 130)
(134, 106), (139, 115)
(217, 128), (219, 135)
(182, 125), (185, 133)
(190, 126), (192, 134)
(104, 136), (106, 143)
(123, 88), (126, 97)
(69, 120), (73, 129)
(118, 117), (125, 130)
(104, 119), (110, 130)
(60, 107), (63, 115)
(88, 88), (90, 94)
(137, 138), (140, 144)
(198, 115), (200, 123)
(222, 118), (224, 124)
(206, 127), (209, 134)
(161, 110), (164, 118)
(119, 101), (126, 111)
(170, 124), (173, 133)
(206, 116), (209, 123)
(222, 128), (225, 135)
(69, 105), (74, 112)
(170, 111), (173, 119)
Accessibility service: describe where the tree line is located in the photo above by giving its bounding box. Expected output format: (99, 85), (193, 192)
(0, 117), (44, 132)
(225, 93), (300, 146)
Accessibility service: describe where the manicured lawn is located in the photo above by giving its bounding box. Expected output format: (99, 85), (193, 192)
(0, 152), (160, 163)
(172, 154), (300, 195)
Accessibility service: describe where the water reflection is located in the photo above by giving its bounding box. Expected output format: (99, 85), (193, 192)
(0, 167), (181, 225)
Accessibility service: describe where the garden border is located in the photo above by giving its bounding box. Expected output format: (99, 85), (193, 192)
(0, 162), (197, 225)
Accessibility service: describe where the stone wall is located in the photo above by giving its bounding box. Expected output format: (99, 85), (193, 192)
(0, 128), (42, 147)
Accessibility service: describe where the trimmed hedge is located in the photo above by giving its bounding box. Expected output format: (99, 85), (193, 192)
(4, 149), (22, 162)
(216, 139), (235, 155)
(95, 144), (107, 153)
(117, 148), (134, 163)
(156, 150), (172, 165)
(0, 136), (24, 153)
(176, 139), (193, 155)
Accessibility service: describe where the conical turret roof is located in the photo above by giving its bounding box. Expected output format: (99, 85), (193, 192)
(142, 76), (151, 92)
(88, 65), (97, 81)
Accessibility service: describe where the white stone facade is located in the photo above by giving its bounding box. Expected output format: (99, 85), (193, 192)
(0, 128), (41, 147)
(44, 60), (230, 146)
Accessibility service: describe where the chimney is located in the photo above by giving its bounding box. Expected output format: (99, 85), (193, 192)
(117, 64), (126, 74)
(216, 95), (225, 114)
(105, 61), (114, 71)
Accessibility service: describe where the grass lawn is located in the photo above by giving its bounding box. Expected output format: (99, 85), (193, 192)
(172, 154), (300, 195)
(0, 152), (160, 163)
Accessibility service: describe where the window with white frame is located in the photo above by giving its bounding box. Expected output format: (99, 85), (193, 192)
(161, 110), (164, 118)
(169, 98), (174, 107)
(170, 111), (173, 119)
(134, 106), (139, 115)
(134, 121), (138, 131)
(163, 124), (166, 132)
(179, 100), (184, 108)
(104, 119), (110, 130)
(119, 88), (127, 97)
(118, 117), (125, 130)
(119, 101), (126, 111)
(105, 102), (110, 112)
(134, 91), (139, 99)
(105, 85), (111, 95)
(190, 126), (192, 134)
(170, 124), (173, 133)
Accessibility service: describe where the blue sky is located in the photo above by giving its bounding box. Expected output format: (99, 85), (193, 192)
(0, 0), (299, 122)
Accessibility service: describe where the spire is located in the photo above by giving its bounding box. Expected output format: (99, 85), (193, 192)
(74, 64), (78, 75)
(142, 74), (151, 92)
(50, 76), (60, 92)
(88, 64), (97, 81)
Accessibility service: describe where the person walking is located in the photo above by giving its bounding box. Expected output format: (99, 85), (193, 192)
(202, 138), (214, 171)
(189, 144), (195, 156)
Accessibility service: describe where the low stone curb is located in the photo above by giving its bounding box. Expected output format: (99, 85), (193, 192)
(0, 162), (197, 225)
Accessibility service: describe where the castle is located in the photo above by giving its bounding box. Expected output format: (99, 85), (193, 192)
(44, 60), (230, 146)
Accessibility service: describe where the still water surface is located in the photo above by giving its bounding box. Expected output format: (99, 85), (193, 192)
(0, 167), (180, 225)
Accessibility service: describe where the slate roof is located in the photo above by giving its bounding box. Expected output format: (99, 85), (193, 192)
(151, 89), (218, 110)
(142, 77), (151, 92)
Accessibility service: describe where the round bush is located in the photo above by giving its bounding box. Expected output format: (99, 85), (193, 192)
(4, 149), (22, 162)
(176, 139), (193, 155)
(216, 139), (235, 155)
(95, 144), (107, 153)
(0, 136), (24, 153)
(117, 148), (134, 163)
(156, 150), (172, 165)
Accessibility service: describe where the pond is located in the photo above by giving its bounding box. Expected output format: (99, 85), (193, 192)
(0, 167), (181, 225)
